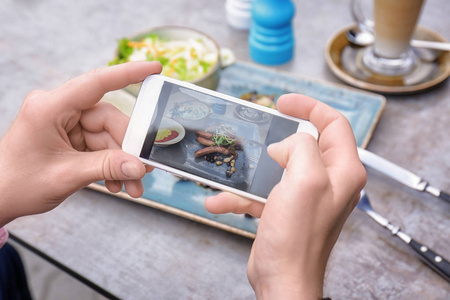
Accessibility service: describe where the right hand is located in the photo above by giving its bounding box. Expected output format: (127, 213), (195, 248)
(205, 94), (367, 299)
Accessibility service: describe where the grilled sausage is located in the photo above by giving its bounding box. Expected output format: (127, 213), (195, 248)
(194, 146), (230, 158)
(195, 130), (213, 139)
(196, 136), (215, 146)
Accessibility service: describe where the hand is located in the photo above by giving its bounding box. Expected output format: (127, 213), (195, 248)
(205, 94), (367, 299)
(0, 62), (162, 227)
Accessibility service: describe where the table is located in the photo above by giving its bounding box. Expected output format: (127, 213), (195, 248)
(2, 0), (449, 298)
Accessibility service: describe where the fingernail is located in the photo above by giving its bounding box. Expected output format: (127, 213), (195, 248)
(121, 161), (141, 178)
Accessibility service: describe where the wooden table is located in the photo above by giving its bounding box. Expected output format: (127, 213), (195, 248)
(2, 0), (449, 298)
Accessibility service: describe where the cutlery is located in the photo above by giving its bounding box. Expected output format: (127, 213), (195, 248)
(358, 190), (450, 282)
(357, 148), (450, 203)
(346, 27), (450, 52)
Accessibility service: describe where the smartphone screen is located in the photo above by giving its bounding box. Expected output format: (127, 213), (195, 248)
(137, 80), (307, 200)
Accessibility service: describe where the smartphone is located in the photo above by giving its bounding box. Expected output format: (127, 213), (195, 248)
(123, 75), (319, 203)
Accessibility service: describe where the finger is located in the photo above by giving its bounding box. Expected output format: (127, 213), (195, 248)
(65, 150), (147, 191)
(69, 123), (122, 152)
(49, 61), (162, 111)
(123, 180), (145, 198)
(205, 192), (264, 218)
(276, 94), (342, 133)
(105, 179), (144, 198)
(80, 131), (121, 152)
(79, 102), (130, 147)
(277, 93), (360, 172)
(105, 180), (124, 193)
(266, 133), (332, 203)
(267, 132), (319, 170)
(272, 95), (366, 202)
(145, 165), (154, 173)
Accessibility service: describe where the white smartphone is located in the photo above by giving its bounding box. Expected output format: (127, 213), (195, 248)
(123, 75), (319, 203)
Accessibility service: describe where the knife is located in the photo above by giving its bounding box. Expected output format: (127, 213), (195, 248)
(357, 148), (450, 203)
(358, 190), (450, 282)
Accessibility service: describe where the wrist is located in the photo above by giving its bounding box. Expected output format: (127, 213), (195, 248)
(0, 226), (9, 249)
(250, 273), (324, 300)
(0, 182), (16, 227)
(0, 150), (18, 227)
(248, 249), (329, 300)
(252, 282), (323, 300)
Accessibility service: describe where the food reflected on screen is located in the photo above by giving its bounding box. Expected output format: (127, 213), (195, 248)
(171, 101), (210, 121)
(142, 82), (299, 198)
(154, 118), (185, 146)
(194, 124), (244, 178)
(240, 91), (276, 109)
(156, 128), (179, 143)
(234, 91), (276, 123)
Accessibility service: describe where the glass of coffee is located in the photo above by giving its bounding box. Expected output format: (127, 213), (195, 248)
(353, 0), (425, 76)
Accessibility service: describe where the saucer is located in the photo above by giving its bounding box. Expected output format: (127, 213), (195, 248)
(234, 105), (271, 123)
(325, 24), (450, 94)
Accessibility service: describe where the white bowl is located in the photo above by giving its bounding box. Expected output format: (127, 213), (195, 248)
(154, 118), (186, 147)
(112, 26), (222, 95)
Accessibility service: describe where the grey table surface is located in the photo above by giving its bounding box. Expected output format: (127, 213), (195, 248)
(2, 0), (449, 299)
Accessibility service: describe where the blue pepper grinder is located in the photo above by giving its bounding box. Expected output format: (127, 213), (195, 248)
(249, 0), (295, 65)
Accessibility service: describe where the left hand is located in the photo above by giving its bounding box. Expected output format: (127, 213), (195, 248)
(0, 62), (162, 227)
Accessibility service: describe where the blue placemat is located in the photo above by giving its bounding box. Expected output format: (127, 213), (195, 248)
(218, 62), (385, 148)
(93, 61), (385, 238)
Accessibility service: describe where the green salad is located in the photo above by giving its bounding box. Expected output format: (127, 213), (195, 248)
(109, 34), (217, 81)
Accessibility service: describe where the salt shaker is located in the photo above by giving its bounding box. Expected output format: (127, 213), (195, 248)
(213, 100), (227, 115)
(225, 0), (254, 30)
(249, 0), (295, 65)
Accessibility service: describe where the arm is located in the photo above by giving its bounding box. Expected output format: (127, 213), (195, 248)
(0, 62), (162, 227)
(205, 94), (367, 299)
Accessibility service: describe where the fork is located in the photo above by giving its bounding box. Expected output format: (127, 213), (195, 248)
(357, 189), (450, 282)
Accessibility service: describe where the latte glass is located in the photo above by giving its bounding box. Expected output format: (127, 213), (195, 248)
(353, 0), (425, 76)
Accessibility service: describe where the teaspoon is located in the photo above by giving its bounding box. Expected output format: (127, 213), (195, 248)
(346, 28), (450, 52)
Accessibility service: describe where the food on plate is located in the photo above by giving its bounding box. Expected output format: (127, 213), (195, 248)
(155, 128), (179, 143)
(196, 136), (215, 147)
(154, 118), (185, 146)
(194, 146), (230, 157)
(109, 34), (218, 81)
(171, 101), (210, 121)
(195, 130), (213, 139)
(240, 91), (277, 109)
(194, 125), (242, 178)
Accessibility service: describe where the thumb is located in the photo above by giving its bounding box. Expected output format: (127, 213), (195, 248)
(266, 136), (298, 169)
(73, 149), (147, 185)
(267, 132), (319, 169)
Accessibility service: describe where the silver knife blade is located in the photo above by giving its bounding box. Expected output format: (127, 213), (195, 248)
(357, 148), (449, 202)
(357, 147), (427, 190)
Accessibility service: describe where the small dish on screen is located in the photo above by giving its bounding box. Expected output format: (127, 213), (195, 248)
(155, 118), (186, 146)
(234, 105), (270, 123)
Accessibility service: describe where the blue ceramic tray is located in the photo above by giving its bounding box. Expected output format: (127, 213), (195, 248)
(91, 61), (385, 238)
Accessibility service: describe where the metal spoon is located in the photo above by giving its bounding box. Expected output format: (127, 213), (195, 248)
(346, 28), (374, 46)
(346, 27), (450, 51)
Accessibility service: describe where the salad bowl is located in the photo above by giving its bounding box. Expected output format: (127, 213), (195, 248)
(110, 26), (232, 94)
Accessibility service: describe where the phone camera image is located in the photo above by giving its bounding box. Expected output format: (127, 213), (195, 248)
(139, 81), (301, 200)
